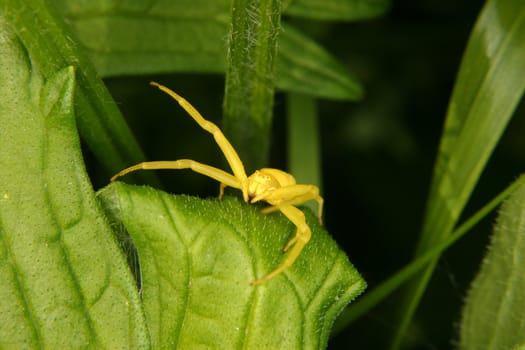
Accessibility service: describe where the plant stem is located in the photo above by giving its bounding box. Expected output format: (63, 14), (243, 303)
(287, 93), (322, 212)
(287, 93), (321, 187)
(223, 0), (283, 172)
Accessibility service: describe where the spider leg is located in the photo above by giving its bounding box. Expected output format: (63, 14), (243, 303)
(253, 185), (324, 224)
(150, 81), (249, 201)
(251, 205), (311, 285)
(282, 235), (298, 252)
(111, 159), (241, 190)
(219, 183), (227, 200)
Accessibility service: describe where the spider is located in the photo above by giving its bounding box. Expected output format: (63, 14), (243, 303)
(111, 82), (324, 285)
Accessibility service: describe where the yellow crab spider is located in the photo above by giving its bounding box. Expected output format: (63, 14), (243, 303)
(111, 81), (324, 286)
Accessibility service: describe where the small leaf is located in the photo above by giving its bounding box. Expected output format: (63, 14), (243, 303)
(52, 0), (363, 100)
(98, 183), (366, 349)
(0, 26), (149, 348)
(285, 0), (390, 21)
(460, 180), (525, 350)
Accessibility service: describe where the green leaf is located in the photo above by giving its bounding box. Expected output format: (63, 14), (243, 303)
(56, 0), (229, 75)
(0, 26), (149, 348)
(392, 0), (525, 347)
(52, 0), (363, 101)
(97, 182), (366, 349)
(460, 179), (525, 350)
(278, 24), (363, 100)
(2, 0), (154, 181)
(285, 0), (390, 21)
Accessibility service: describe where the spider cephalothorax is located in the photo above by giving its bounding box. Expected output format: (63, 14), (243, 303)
(112, 82), (323, 285)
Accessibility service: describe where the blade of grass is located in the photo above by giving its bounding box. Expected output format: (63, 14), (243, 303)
(222, 0), (283, 171)
(392, 1), (525, 347)
(331, 175), (525, 335)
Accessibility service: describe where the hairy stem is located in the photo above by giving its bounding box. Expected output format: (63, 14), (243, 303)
(223, 0), (283, 172)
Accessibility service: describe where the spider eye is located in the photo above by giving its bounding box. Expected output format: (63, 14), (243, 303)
(248, 171), (279, 196)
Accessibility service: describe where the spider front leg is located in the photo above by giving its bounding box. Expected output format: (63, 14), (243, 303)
(149, 82), (249, 201)
(111, 159), (241, 191)
(251, 205), (311, 285)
